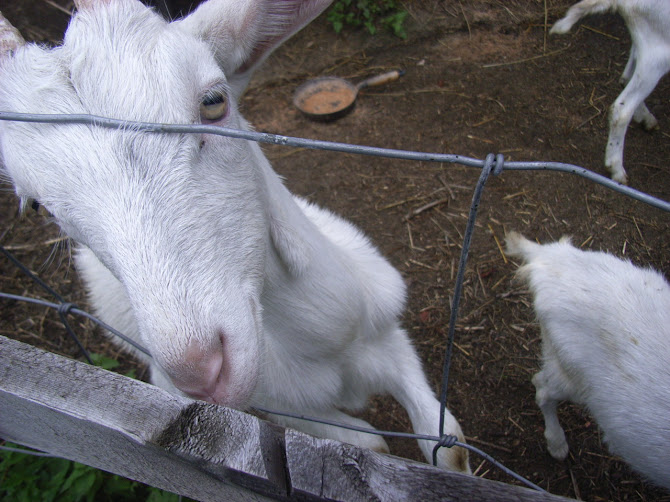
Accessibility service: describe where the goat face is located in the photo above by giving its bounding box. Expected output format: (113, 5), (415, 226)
(0, 0), (333, 408)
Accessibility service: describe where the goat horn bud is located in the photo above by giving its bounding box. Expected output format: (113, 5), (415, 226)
(0, 11), (24, 60)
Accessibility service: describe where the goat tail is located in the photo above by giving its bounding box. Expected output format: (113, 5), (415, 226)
(550, 0), (618, 35)
(504, 231), (538, 262)
(505, 231), (573, 264)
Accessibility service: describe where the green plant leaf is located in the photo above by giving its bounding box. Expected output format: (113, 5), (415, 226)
(90, 353), (120, 370)
(327, 0), (407, 38)
(383, 10), (408, 39)
(146, 487), (182, 502)
(1, 443), (187, 502)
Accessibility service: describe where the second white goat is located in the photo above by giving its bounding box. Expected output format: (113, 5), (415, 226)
(551, 0), (670, 184)
(0, 0), (470, 472)
(506, 232), (670, 490)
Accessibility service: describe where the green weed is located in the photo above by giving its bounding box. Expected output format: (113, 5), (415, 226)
(0, 442), (182, 501)
(1, 353), (179, 501)
(327, 0), (408, 39)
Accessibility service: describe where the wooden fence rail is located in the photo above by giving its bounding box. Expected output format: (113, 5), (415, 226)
(0, 335), (572, 501)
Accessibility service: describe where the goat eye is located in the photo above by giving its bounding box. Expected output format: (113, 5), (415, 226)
(200, 92), (228, 121)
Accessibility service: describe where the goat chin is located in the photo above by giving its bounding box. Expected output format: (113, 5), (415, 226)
(0, 0), (470, 473)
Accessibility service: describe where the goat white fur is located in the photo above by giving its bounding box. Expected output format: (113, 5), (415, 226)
(0, 0), (470, 472)
(551, 0), (670, 184)
(506, 232), (670, 490)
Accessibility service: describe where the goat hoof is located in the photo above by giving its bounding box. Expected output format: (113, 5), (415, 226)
(642, 119), (659, 132)
(363, 436), (390, 455)
(434, 443), (471, 474)
(371, 442), (391, 455)
(549, 20), (572, 35)
(611, 172), (628, 185)
(547, 440), (569, 461)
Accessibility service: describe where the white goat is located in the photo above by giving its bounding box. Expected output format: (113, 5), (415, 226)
(551, 0), (670, 184)
(0, 0), (470, 472)
(506, 232), (670, 490)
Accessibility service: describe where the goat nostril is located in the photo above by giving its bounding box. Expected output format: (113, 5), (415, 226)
(168, 345), (225, 401)
(208, 352), (225, 389)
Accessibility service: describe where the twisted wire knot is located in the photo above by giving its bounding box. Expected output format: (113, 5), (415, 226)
(437, 434), (458, 449)
(431, 434), (460, 466)
(485, 152), (505, 176)
(493, 153), (505, 175)
(57, 302), (78, 317)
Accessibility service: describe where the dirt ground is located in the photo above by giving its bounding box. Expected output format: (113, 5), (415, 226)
(1, 1), (669, 500)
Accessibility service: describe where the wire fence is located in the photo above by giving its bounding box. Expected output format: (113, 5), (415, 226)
(1, 111), (669, 495)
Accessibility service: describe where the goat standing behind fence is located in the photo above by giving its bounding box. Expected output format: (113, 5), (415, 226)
(0, 0), (470, 473)
(551, 0), (670, 184)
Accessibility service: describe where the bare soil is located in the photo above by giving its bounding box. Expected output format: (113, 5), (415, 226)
(1, 1), (669, 500)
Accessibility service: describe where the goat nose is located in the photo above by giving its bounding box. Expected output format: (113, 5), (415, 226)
(167, 342), (226, 404)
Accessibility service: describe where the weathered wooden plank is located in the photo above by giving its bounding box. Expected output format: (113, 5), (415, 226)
(0, 335), (573, 501)
(0, 335), (276, 502)
(284, 431), (573, 501)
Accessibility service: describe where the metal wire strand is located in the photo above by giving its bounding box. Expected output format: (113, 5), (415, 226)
(0, 246), (92, 362)
(0, 291), (150, 357)
(57, 301), (93, 364)
(0, 111), (668, 212)
(0, 443), (60, 458)
(438, 153), (502, 438)
(0, 245), (66, 302)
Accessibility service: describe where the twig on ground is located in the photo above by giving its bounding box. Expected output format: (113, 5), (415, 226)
(482, 45), (571, 69)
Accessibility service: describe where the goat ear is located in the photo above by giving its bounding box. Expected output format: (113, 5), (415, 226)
(269, 214), (312, 277)
(179, 0), (333, 93)
(0, 12), (25, 60)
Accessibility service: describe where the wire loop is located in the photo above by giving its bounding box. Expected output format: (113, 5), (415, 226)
(57, 302), (78, 317)
(431, 434), (458, 468)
